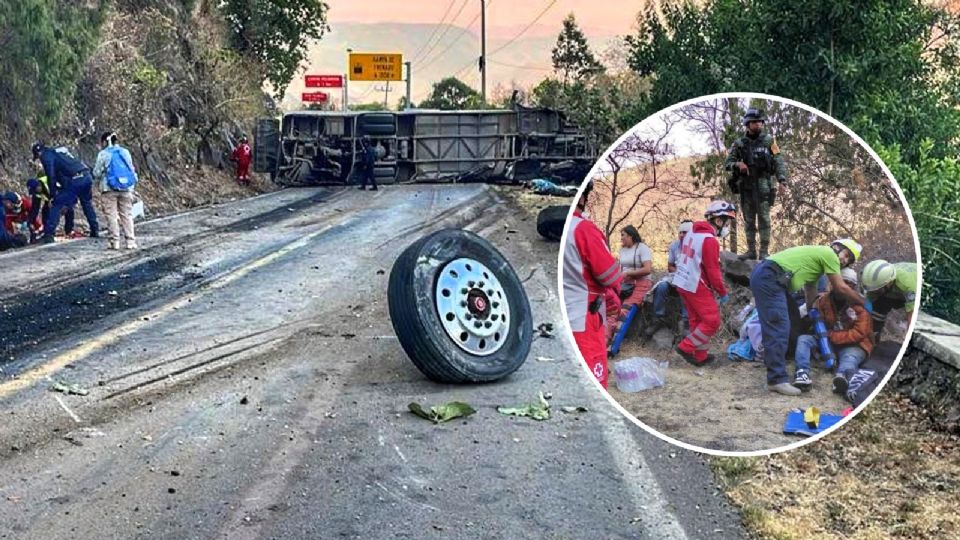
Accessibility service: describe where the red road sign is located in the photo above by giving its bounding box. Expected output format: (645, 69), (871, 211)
(305, 75), (343, 88)
(302, 91), (329, 103)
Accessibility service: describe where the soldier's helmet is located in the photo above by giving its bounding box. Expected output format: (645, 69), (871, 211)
(742, 108), (767, 125)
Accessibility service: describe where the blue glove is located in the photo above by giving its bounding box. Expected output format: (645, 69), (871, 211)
(718, 295), (730, 305)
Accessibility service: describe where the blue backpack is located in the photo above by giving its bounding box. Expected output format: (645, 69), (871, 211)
(105, 146), (137, 191)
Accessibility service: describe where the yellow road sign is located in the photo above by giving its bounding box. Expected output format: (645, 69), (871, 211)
(349, 53), (403, 81)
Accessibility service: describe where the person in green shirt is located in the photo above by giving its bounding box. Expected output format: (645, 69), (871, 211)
(860, 260), (918, 339)
(749, 239), (864, 396)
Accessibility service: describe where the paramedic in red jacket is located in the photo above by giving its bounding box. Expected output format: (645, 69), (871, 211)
(672, 200), (737, 366)
(231, 135), (252, 185)
(2, 191), (41, 238)
(563, 181), (623, 387)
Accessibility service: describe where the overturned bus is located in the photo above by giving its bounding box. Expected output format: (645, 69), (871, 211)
(252, 106), (596, 186)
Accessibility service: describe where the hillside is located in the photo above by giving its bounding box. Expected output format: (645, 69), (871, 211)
(0, 1), (276, 222)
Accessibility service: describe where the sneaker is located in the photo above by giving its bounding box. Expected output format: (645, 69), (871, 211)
(124, 242), (139, 250)
(793, 370), (813, 391)
(89, 230), (99, 238)
(41, 235), (55, 245)
(674, 345), (701, 366)
(108, 241), (120, 250)
(768, 382), (802, 396)
(832, 373), (850, 395)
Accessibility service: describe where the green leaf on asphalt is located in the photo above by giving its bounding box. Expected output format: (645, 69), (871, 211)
(408, 401), (477, 424)
(497, 392), (551, 421)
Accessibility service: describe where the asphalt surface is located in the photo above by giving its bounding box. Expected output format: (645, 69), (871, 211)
(0, 185), (747, 539)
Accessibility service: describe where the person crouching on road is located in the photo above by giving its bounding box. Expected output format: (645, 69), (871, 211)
(792, 268), (874, 393)
(672, 201), (737, 366)
(32, 141), (99, 243)
(563, 180), (623, 387)
(610, 225), (653, 339)
(751, 239), (864, 396)
(26, 174), (74, 241)
(2, 191), (41, 244)
(94, 132), (139, 250)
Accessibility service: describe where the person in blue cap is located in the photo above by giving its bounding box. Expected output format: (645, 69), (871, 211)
(31, 141), (99, 244)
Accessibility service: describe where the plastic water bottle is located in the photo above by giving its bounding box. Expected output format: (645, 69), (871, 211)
(808, 308), (836, 370)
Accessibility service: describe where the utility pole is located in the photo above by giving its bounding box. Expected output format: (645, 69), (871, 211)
(404, 61), (412, 110)
(344, 48), (352, 111)
(384, 81), (390, 109)
(480, 0), (487, 103)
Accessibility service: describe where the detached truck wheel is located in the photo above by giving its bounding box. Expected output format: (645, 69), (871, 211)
(537, 205), (569, 241)
(388, 229), (533, 383)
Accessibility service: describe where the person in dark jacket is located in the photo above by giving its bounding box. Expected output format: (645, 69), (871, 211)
(357, 136), (379, 191)
(32, 141), (99, 243)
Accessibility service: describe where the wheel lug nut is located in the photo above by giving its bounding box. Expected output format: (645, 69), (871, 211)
(474, 321), (483, 329)
(460, 301), (467, 307)
(484, 322), (492, 328)
(487, 289), (494, 296)
(492, 302), (500, 308)
(478, 281), (485, 287)
(461, 288), (468, 294)
(468, 281), (476, 287)
(465, 314), (472, 320)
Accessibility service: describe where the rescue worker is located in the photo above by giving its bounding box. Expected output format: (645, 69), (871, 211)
(646, 220), (693, 337)
(750, 239), (864, 396)
(94, 131), (139, 250)
(32, 141), (99, 244)
(26, 174), (75, 241)
(231, 135), (252, 185)
(792, 268), (874, 393)
(563, 180), (623, 387)
(357, 136), (379, 191)
(860, 259), (918, 339)
(2, 191), (41, 240)
(0, 192), (29, 250)
(673, 201), (736, 366)
(725, 108), (787, 260)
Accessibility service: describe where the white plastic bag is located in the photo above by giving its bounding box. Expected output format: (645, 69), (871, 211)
(613, 357), (668, 393)
(131, 193), (145, 221)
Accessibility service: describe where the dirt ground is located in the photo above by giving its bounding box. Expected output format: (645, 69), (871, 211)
(608, 325), (859, 453)
(713, 390), (960, 539)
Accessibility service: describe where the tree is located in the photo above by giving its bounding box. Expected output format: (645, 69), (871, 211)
(0, 0), (105, 130)
(418, 77), (485, 110)
(625, 0), (960, 317)
(552, 13), (604, 84)
(221, 0), (330, 99)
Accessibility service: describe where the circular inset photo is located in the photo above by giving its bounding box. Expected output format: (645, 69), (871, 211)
(559, 93), (921, 455)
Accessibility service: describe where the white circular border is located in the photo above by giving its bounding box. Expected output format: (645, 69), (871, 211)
(556, 92), (924, 457)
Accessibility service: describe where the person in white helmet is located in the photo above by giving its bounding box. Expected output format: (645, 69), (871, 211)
(673, 201), (736, 366)
(791, 267), (874, 393)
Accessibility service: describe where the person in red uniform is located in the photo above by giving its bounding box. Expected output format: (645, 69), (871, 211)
(2, 191), (41, 240)
(672, 200), (737, 366)
(563, 181), (623, 387)
(231, 135), (252, 185)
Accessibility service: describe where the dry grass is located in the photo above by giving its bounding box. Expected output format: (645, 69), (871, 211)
(713, 390), (960, 540)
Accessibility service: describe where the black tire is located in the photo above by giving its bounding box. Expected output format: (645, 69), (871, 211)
(536, 205), (569, 241)
(358, 113), (396, 126)
(357, 123), (397, 136)
(388, 229), (533, 383)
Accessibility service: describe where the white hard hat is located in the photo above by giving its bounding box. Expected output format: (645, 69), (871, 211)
(678, 221), (693, 234)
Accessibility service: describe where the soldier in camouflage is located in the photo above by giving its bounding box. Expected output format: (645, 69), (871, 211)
(724, 108), (787, 260)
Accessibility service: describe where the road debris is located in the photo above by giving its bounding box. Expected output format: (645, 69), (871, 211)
(560, 406), (589, 414)
(535, 356), (559, 362)
(536, 323), (555, 338)
(49, 380), (89, 396)
(408, 401), (476, 424)
(497, 392), (551, 421)
(63, 427), (106, 446)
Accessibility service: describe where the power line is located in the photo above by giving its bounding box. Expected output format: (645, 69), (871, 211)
(409, 0), (458, 64)
(416, 1), (489, 75)
(487, 0), (557, 57)
(416, 0), (472, 67)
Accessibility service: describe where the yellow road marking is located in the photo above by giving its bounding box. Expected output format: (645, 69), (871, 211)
(0, 218), (348, 400)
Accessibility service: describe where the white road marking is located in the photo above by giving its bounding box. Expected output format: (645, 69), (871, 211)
(53, 395), (81, 424)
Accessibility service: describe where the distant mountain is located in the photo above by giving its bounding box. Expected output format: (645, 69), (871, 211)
(282, 22), (616, 110)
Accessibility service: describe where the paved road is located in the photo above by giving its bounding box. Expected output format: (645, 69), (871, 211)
(0, 185), (746, 539)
